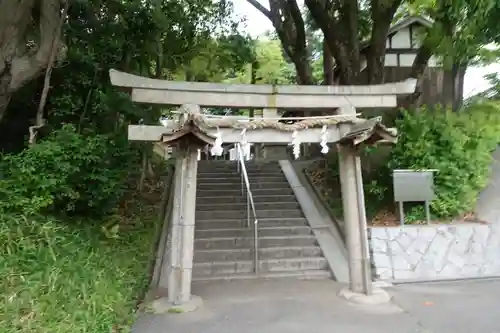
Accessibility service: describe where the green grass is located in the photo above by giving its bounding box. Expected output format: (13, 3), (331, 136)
(0, 196), (160, 333)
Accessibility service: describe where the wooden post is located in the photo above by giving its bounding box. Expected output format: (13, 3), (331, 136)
(338, 144), (373, 295)
(167, 145), (198, 304)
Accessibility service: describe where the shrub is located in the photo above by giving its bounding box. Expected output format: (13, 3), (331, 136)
(0, 125), (139, 217)
(388, 104), (500, 218)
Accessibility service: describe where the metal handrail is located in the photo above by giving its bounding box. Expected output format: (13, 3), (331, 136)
(235, 143), (259, 275)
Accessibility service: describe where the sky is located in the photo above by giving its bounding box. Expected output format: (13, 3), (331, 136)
(231, 0), (500, 97)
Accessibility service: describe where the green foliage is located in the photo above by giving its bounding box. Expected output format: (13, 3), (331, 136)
(0, 125), (139, 217)
(227, 39), (295, 85)
(0, 204), (159, 332)
(405, 0), (498, 67)
(388, 104), (500, 218)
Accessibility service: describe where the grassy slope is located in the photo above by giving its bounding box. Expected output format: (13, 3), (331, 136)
(1, 189), (161, 333)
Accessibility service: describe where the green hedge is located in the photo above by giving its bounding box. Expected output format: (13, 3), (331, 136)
(388, 103), (500, 218)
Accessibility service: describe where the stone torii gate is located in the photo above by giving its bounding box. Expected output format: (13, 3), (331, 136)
(110, 69), (416, 310)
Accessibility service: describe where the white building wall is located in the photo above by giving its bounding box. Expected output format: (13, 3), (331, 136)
(390, 29), (411, 49)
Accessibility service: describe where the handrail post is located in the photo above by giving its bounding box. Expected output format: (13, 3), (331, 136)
(254, 219), (259, 275)
(247, 193), (250, 229)
(235, 143), (259, 276)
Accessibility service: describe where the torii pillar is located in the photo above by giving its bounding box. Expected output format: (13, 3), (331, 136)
(337, 108), (396, 304)
(150, 108), (215, 313)
(167, 143), (199, 306)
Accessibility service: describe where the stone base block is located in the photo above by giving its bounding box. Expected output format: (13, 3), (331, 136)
(262, 145), (289, 160)
(147, 295), (203, 314)
(338, 287), (391, 305)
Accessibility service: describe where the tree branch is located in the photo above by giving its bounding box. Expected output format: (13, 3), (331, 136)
(246, 0), (272, 20)
(248, 0), (314, 85)
(288, 0), (306, 51)
(29, 0), (69, 144)
(400, 36), (433, 108)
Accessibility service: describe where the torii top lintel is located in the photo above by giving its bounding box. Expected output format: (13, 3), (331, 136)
(109, 69), (417, 110)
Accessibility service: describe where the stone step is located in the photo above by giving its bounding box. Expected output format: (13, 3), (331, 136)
(195, 217), (308, 230)
(193, 257), (329, 276)
(197, 176), (287, 183)
(192, 269), (332, 282)
(197, 182), (290, 190)
(198, 161), (279, 166)
(195, 226), (312, 239)
(195, 235), (317, 250)
(196, 194), (297, 205)
(198, 161), (280, 167)
(198, 166), (282, 173)
(194, 245), (323, 262)
(196, 201), (300, 212)
(196, 209), (303, 220)
(198, 172), (284, 178)
(197, 188), (295, 197)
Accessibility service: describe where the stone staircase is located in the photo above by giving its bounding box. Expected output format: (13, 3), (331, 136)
(193, 160), (332, 281)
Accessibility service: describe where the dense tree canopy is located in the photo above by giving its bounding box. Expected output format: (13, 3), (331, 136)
(247, 0), (500, 89)
(1, 0), (500, 148)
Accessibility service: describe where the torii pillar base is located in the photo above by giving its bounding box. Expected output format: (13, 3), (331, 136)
(338, 287), (391, 305)
(147, 295), (203, 314)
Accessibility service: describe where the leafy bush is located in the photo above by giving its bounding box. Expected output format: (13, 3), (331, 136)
(388, 103), (500, 218)
(0, 125), (139, 217)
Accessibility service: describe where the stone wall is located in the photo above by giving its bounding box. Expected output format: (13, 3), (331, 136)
(369, 223), (500, 281)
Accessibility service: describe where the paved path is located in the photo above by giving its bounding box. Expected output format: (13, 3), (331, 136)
(133, 278), (500, 333)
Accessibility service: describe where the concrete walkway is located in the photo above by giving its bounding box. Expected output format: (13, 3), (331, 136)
(133, 278), (500, 333)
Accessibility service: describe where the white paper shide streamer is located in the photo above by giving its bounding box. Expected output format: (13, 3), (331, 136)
(320, 125), (329, 154)
(210, 129), (223, 156)
(240, 128), (250, 159)
(290, 130), (301, 159)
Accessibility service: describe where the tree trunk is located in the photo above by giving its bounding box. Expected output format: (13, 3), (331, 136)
(0, 88), (12, 123)
(304, 0), (360, 85)
(322, 39), (334, 85)
(451, 62), (466, 112)
(0, 0), (66, 124)
(366, 0), (403, 84)
(249, 61), (257, 118)
(138, 147), (148, 193)
(291, 52), (315, 85)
